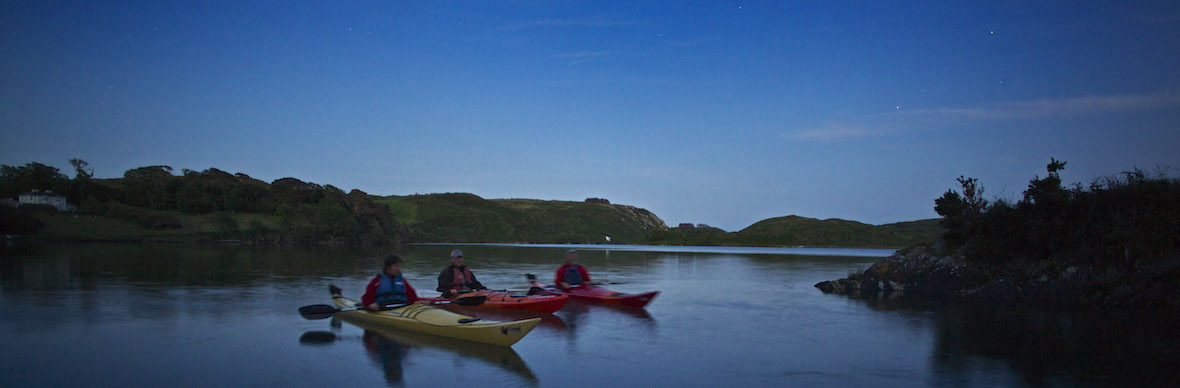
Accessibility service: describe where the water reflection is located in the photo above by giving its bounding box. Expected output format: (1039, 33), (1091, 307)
(851, 295), (1180, 386)
(0, 242), (376, 290)
(557, 300), (656, 348)
(311, 317), (538, 386)
(6, 242), (1178, 387)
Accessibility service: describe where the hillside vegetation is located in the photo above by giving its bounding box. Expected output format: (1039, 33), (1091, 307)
(642, 217), (942, 248)
(374, 194), (667, 244)
(4, 159), (939, 248)
(1, 161), (406, 244)
(737, 217), (942, 248)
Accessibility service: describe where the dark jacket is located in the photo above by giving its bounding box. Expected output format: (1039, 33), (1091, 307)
(436, 265), (485, 293)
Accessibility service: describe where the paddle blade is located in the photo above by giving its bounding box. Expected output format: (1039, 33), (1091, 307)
(298, 304), (340, 320)
(452, 295), (488, 306)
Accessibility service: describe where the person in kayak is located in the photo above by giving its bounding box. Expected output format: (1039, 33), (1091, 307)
(362, 254), (420, 311)
(436, 249), (486, 297)
(555, 249), (592, 290)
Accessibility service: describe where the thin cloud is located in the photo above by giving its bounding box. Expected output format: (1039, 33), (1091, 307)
(912, 92), (1180, 121)
(499, 17), (639, 31)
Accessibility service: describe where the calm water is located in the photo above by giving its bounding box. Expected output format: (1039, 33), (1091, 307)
(2, 242), (1178, 387)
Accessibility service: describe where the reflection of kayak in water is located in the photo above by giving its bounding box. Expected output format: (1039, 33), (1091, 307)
(298, 327), (536, 384)
(321, 286), (540, 346)
(355, 319), (539, 383)
(421, 289), (568, 314)
(565, 298), (654, 319)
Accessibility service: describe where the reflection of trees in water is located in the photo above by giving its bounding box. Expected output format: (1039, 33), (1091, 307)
(855, 295), (1180, 386)
(0, 243), (375, 290)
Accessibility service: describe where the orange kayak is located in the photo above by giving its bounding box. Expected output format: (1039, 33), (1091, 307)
(422, 289), (569, 314)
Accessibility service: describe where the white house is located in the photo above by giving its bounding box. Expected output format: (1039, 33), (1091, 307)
(18, 189), (76, 212)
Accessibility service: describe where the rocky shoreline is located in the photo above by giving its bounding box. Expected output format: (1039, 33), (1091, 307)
(815, 243), (1180, 312)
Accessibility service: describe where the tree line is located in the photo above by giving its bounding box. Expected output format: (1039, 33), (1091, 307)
(0, 160), (407, 244)
(934, 158), (1180, 270)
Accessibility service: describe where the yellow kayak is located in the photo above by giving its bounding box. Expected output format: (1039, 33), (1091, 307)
(330, 295), (540, 347)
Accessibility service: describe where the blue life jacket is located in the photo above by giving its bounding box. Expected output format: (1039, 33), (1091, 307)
(375, 273), (407, 305)
(564, 266), (583, 286)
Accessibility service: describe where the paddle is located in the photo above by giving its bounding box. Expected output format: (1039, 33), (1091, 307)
(298, 302), (412, 320)
(430, 295), (488, 306)
(298, 296), (489, 320)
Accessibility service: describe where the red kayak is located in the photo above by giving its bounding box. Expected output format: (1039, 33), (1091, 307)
(527, 277), (659, 308)
(421, 289), (569, 314)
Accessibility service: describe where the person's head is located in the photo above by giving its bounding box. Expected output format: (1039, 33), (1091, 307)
(382, 254), (403, 277)
(565, 249), (578, 265)
(449, 249), (464, 267)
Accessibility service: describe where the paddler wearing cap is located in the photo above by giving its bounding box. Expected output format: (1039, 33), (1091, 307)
(555, 249), (593, 290)
(436, 249), (486, 297)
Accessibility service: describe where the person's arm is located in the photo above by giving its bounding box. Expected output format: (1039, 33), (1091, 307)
(556, 266), (568, 289)
(361, 276), (380, 309)
(436, 268), (451, 293)
(469, 271), (485, 290)
(404, 280), (419, 303)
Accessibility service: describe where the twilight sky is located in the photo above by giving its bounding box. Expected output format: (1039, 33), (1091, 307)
(3, 1), (1179, 231)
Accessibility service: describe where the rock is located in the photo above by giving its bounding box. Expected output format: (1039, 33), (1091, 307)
(815, 280), (839, 293)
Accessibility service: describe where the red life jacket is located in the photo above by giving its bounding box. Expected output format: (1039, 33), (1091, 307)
(450, 266), (475, 291)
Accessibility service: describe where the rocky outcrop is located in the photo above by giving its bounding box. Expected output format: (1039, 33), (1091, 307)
(816, 244), (981, 298)
(816, 243), (1180, 311)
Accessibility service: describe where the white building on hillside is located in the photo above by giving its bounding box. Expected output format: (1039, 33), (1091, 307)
(18, 190), (76, 212)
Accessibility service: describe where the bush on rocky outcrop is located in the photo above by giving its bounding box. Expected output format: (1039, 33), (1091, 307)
(818, 159), (1180, 311)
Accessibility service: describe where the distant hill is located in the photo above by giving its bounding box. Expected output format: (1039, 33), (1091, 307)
(2, 160), (941, 247)
(374, 194), (668, 244)
(733, 216), (943, 248)
(375, 191), (943, 248)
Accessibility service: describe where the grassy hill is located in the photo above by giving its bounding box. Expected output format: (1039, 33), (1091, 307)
(642, 215), (944, 248)
(374, 190), (942, 248)
(734, 216), (943, 248)
(374, 193), (668, 244)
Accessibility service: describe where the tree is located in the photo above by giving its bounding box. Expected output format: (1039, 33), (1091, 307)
(69, 158), (93, 180)
(1020, 158), (1070, 259)
(0, 162), (70, 198)
(934, 176), (987, 248)
(271, 177), (324, 206)
(123, 166), (176, 209)
(67, 158), (95, 204)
